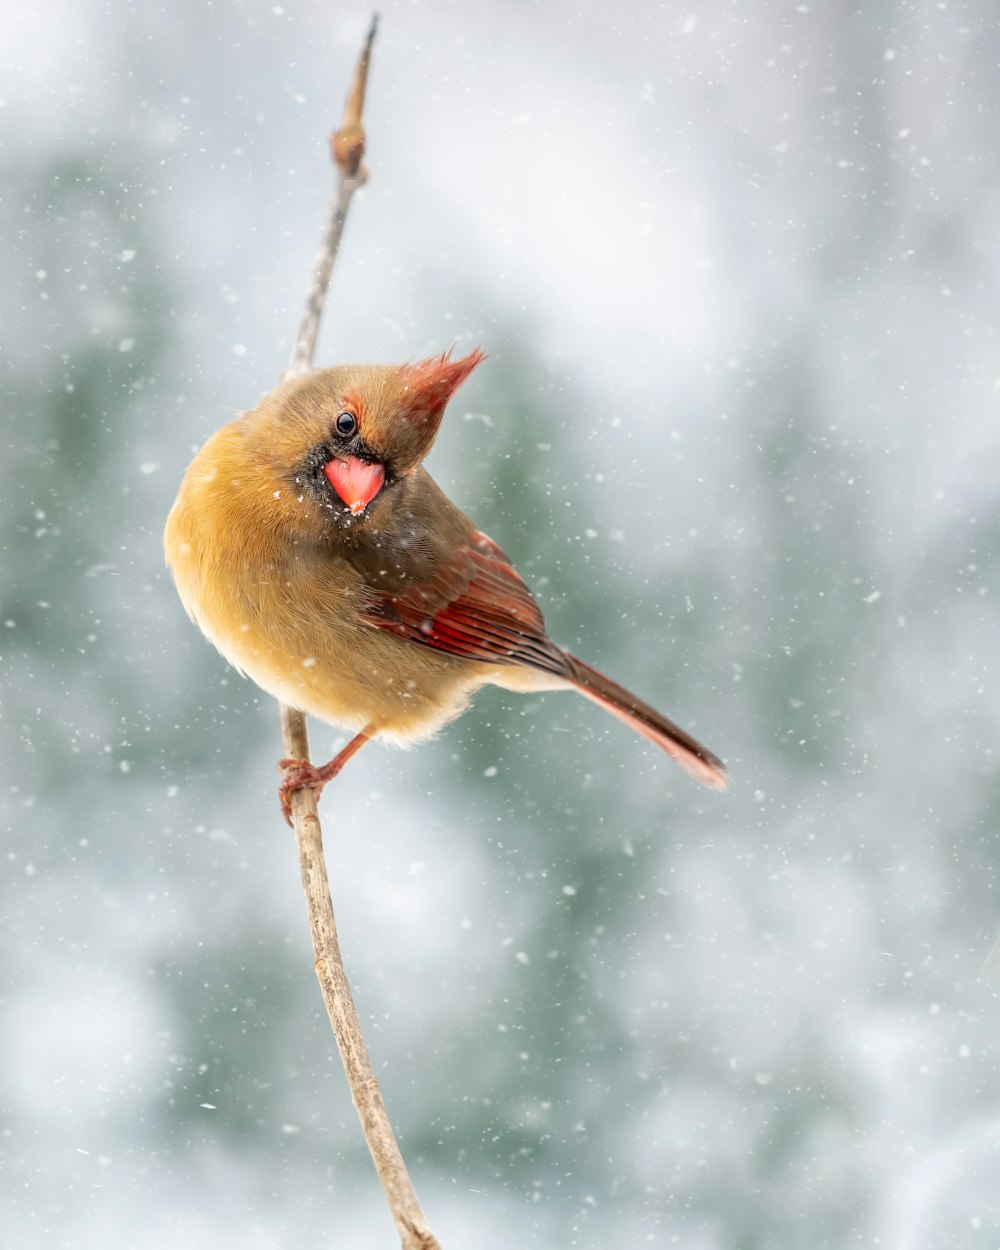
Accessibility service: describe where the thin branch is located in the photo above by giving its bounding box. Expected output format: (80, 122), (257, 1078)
(277, 20), (442, 1250)
(287, 176), (360, 380)
(287, 14), (378, 380)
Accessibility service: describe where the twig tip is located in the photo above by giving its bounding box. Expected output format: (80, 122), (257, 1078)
(331, 13), (379, 177)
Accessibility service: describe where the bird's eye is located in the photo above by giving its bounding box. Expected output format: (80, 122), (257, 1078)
(335, 411), (357, 437)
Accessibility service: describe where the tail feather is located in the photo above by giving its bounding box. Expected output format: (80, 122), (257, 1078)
(564, 652), (728, 791)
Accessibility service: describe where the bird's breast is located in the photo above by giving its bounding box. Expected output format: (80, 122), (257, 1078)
(165, 467), (488, 743)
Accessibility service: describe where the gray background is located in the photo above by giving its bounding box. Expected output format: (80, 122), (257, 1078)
(4, 2), (1000, 1246)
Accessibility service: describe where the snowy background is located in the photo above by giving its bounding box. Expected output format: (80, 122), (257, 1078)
(5, 1), (1000, 1246)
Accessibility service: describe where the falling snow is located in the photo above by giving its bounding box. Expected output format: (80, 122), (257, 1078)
(4, 2), (1000, 1249)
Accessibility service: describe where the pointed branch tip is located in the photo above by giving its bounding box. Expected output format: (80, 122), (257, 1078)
(331, 16), (379, 178)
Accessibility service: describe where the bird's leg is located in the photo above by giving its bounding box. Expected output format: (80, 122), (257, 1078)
(279, 729), (372, 825)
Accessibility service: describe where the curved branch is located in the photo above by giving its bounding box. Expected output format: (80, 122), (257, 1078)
(278, 20), (442, 1250)
(287, 14), (377, 378)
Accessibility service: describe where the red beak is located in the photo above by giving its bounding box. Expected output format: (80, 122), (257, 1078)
(323, 456), (385, 515)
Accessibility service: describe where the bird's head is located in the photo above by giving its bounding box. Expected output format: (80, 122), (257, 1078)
(245, 348), (486, 525)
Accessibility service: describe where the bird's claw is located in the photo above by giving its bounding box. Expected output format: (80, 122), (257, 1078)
(276, 733), (372, 826)
(278, 757), (326, 826)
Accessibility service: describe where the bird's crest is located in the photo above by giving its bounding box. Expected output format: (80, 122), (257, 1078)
(397, 348), (487, 420)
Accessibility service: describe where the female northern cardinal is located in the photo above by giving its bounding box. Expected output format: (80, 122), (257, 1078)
(164, 349), (726, 817)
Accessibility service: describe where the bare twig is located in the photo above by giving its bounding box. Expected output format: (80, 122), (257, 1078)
(278, 20), (442, 1250)
(287, 14), (377, 380)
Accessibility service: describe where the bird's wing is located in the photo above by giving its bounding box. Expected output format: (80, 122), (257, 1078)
(362, 530), (571, 679)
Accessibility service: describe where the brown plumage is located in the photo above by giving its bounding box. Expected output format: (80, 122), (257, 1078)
(164, 349), (727, 813)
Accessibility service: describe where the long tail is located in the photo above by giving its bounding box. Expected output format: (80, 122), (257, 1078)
(563, 651), (728, 791)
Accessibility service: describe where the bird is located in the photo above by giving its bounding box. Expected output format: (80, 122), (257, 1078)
(164, 348), (727, 819)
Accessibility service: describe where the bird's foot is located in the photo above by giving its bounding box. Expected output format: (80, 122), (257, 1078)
(278, 758), (327, 826)
(277, 730), (373, 826)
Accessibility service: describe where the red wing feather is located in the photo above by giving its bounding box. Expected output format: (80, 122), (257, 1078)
(364, 531), (571, 679)
(362, 530), (728, 789)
